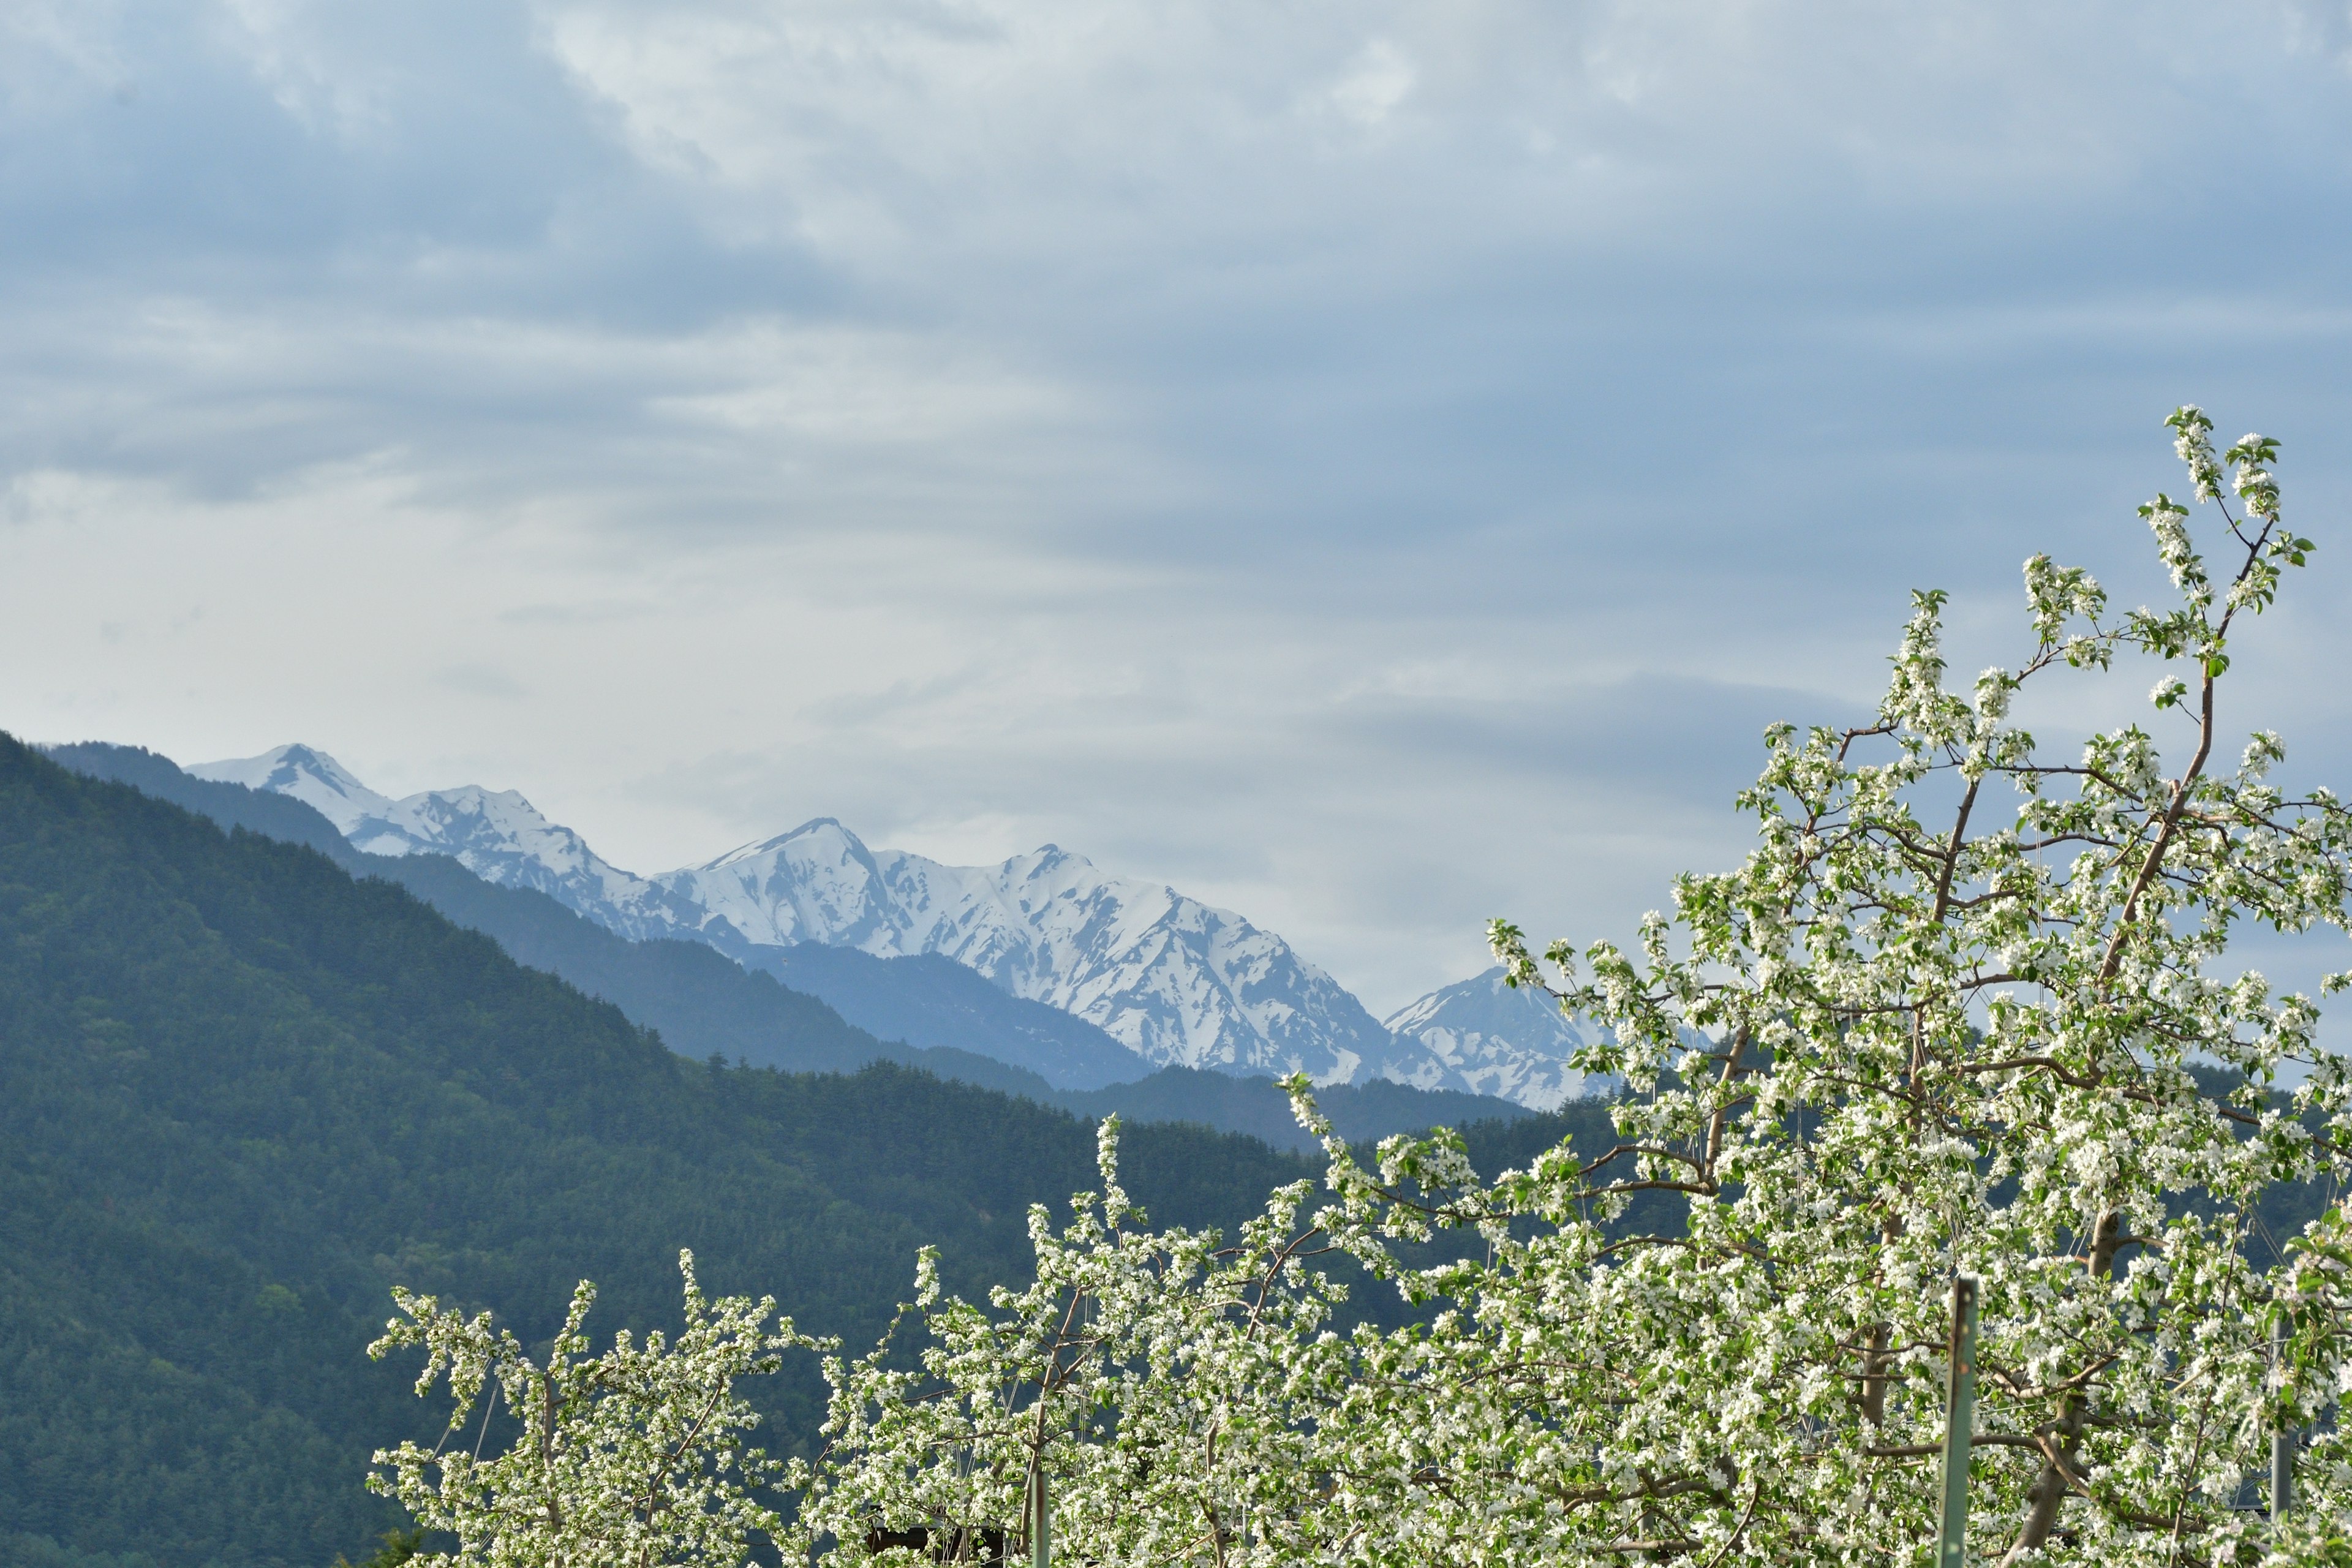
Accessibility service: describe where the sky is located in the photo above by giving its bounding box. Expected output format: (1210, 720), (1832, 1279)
(6, 0), (2352, 1017)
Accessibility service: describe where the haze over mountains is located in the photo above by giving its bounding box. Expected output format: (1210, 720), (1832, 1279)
(197, 744), (1596, 1107)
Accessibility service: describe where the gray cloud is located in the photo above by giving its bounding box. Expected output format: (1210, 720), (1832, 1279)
(6, 0), (2352, 1015)
(431, 662), (528, 700)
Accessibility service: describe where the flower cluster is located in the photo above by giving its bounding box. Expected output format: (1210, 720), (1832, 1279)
(366, 1253), (818, 1568)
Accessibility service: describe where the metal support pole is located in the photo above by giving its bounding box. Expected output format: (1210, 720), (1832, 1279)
(1937, 1276), (1980, 1568)
(1028, 1455), (1050, 1568)
(2272, 1316), (2294, 1528)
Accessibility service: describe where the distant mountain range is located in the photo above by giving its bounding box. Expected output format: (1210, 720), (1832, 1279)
(45, 741), (1549, 1148)
(192, 744), (1598, 1106)
(1380, 967), (1633, 1108)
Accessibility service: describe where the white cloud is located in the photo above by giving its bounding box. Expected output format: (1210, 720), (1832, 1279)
(1319, 39), (1416, 129)
(4, 0), (2352, 1017)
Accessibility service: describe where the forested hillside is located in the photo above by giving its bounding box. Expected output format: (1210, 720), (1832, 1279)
(0, 735), (1344, 1568)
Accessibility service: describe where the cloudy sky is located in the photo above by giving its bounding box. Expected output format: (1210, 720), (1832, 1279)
(7, 0), (2352, 1016)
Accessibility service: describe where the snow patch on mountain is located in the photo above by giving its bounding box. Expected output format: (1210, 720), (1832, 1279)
(1381, 967), (1597, 1110)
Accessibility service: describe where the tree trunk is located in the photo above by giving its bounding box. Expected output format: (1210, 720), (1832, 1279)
(2002, 1210), (2120, 1563)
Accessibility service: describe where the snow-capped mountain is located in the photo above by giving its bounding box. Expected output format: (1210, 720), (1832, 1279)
(190, 745), (699, 932)
(655, 818), (1401, 1082)
(194, 746), (1406, 1084)
(1382, 967), (1597, 1111)
(192, 744), (391, 832)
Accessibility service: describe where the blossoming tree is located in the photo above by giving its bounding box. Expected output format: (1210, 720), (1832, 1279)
(374, 409), (2352, 1566)
(369, 1253), (816, 1568)
(1446, 405), (2352, 1564)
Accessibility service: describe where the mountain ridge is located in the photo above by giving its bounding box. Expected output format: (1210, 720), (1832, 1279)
(190, 743), (1592, 1103)
(1382, 967), (1596, 1110)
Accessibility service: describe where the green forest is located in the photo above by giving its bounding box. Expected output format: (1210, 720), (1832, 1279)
(0, 734), (1605, 1568)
